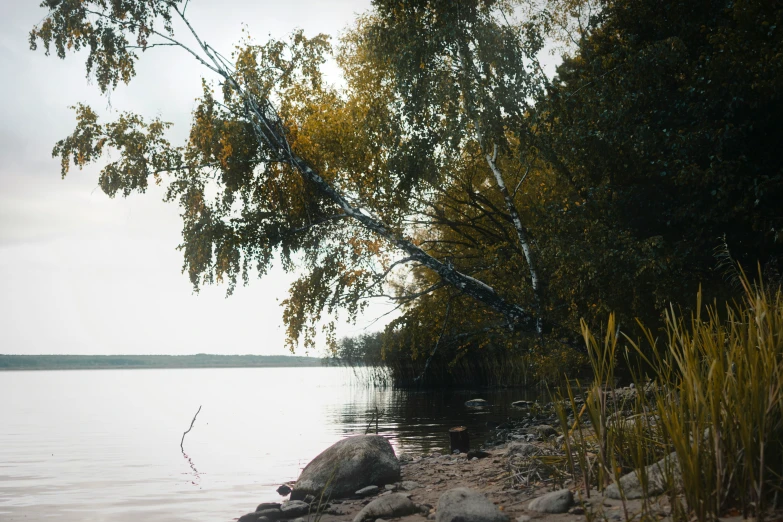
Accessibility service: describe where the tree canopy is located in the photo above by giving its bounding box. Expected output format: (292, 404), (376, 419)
(31, 0), (783, 384)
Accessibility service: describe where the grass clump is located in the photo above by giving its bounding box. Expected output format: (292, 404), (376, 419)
(559, 273), (783, 521)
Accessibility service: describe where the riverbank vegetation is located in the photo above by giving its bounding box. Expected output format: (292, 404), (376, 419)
(549, 272), (783, 521)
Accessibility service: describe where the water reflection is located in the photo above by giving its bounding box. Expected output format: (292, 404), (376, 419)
(0, 367), (544, 522)
(331, 384), (545, 454)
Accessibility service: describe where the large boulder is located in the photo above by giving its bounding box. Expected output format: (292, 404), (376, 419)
(290, 435), (400, 501)
(437, 488), (508, 522)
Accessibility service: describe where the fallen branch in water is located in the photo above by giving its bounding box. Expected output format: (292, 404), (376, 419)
(181, 405), (203, 482)
(180, 405), (202, 452)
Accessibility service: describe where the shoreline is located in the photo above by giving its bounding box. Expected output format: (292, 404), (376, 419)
(237, 425), (655, 522)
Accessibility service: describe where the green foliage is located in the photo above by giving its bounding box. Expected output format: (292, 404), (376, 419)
(29, 0), (783, 386)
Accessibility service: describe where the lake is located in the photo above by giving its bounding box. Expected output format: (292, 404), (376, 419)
(0, 367), (539, 521)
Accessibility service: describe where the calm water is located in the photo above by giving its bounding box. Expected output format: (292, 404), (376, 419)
(0, 367), (538, 521)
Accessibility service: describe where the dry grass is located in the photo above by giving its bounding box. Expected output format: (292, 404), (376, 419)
(558, 271), (783, 521)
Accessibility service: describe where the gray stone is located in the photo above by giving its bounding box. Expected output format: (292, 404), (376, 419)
(465, 398), (488, 407)
(292, 518), (306, 522)
(511, 401), (535, 409)
(605, 452), (680, 500)
(506, 442), (540, 458)
(256, 503), (282, 512)
(239, 512), (278, 522)
(384, 484), (397, 491)
(246, 507), (282, 521)
(302, 495), (315, 505)
(466, 450), (490, 460)
(277, 484), (293, 496)
(280, 500), (310, 518)
(516, 516), (531, 522)
(436, 487), (508, 522)
(534, 425), (558, 439)
(398, 452), (414, 463)
(356, 485), (380, 497)
(527, 489), (574, 513)
(400, 481), (420, 491)
(291, 435), (401, 501)
(353, 493), (418, 522)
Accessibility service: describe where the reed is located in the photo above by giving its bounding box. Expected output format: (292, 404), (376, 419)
(559, 272), (783, 521)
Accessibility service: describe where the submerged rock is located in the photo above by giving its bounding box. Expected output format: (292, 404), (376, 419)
(290, 435), (401, 501)
(465, 398), (488, 408)
(437, 487), (508, 522)
(353, 493), (418, 522)
(527, 489), (574, 513)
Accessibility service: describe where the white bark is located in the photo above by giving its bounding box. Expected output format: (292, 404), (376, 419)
(485, 145), (543, 335)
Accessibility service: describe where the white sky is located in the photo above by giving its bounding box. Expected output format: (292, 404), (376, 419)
(0, 0), (388, 356)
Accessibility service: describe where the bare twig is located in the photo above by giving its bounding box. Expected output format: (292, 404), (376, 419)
(180, 405), (202, 452)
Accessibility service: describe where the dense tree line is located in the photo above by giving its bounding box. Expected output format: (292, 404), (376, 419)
(0, 354), (325, 370)
(31, 0), (782, 385)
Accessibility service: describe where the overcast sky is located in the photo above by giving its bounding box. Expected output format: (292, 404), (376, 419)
(0, 0), (385, 356)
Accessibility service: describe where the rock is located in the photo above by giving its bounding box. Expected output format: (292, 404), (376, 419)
(516, 516), (531, 522)
(355, 485), (380, 497)
(534, 425), (558, 439)
(290, 435), (401, 501)
(465, 398), (488, 407)
(256, 503), (281, 512)
(249, 507), (283, 521)
(353, 493), (418, 522)
(302, 495), (315, 505)
(384, 484), (397, 491)
(568, 506), (585, 515)
(280, 500), (310, 518)
(398, 452), (413, 463)
(239, 512), (278, 522)
(466, 450), (490, 459)
(437, 487), (508, 522)
(506, 442), (540, 458)
(400, 481), (420, 491)
(511, 400), (535, 409)
(291, 518), (306, 522)
(417, 503), (433, 513)
(276, 484), (293, 496)
(605, 452), (680, 500)
(527, 489), (574, 513)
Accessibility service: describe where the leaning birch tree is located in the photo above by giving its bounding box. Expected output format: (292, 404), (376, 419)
(30, 0), (568, 351)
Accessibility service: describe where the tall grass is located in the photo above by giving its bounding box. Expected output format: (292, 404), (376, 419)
(560, 273), (783, 521)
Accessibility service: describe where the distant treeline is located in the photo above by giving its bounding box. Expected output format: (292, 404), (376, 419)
(0, 354), (326, 370)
